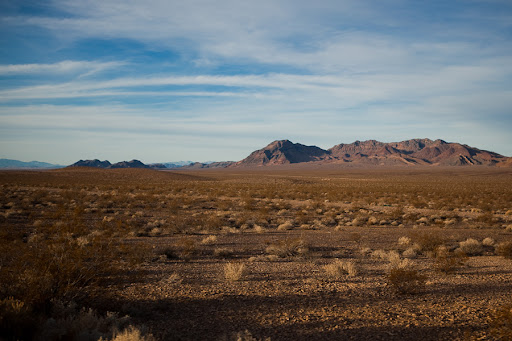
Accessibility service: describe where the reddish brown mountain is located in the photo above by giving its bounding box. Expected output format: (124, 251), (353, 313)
(328, 138), (507, 166)
(231, 140), (331, 167)
(231, 139), (510, 167)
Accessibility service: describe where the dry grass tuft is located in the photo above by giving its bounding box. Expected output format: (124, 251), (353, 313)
(398, 236), (412, 247)
(105, 326), (155, 341)
(265, 238), (309, 258)
(277, 221), (294, 231)
(402, 247), (419, 259)
(323, 259), (359, 279)
(224, 262), (246, 281)
(200, 235), (218, 245)
(214, 248), (235, 258)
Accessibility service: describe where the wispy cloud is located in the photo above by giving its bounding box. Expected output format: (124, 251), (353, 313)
(0, 60), (124, 76)
(1, 0), (511, 162)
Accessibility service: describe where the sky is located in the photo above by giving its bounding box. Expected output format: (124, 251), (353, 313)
(1, 0), (511, 164)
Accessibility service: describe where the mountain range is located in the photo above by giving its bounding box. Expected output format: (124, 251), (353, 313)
(2, 139), (510, 170)
(0, 159), (65, 169)
(229, 138), (511, 167)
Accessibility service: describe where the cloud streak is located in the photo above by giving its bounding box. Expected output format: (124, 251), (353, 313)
(0, 60), (124, 76)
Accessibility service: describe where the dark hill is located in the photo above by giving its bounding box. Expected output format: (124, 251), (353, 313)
(109, 160), (149, 169)
(70, 159), (112, 168)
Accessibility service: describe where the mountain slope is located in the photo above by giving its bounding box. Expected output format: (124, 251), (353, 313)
(232, 140), (331, 167)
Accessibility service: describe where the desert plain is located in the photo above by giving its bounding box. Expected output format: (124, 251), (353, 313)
(1, 166), (512, 340)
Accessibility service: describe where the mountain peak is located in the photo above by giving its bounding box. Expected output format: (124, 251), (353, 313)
(233, 140), (330, 166)
(70, 159), (112, 168)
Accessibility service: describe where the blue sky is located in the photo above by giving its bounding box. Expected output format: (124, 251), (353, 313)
(1, 0), (511, 164)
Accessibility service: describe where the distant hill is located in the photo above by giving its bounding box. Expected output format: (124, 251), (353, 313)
(182, 161), (235, 169)
(0, 159), (64, 169)
(109, 160), (149, 169)
(70, 159), (112, 168)
(230, 139), (511, 167)
(69, 159), (148, 169)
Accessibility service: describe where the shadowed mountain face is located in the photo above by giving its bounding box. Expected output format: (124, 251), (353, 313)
(70, 159), (112, 168)
(109, 160), (149, 169)
(232, 139), (510, 167)
(232, 140), (331, 166)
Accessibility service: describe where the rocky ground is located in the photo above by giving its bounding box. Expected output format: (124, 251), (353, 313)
(113, 228), (512, 340)
(1, 168), (511, 340)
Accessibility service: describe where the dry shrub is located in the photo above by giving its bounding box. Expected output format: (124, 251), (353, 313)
(265, 238), (309, 258)
(0, 297), (36, 340)
(458, 238), (483, 256)
(409, 231), (445, 253)
(475, 212), (497, 225)
(359, 247), (372, 258)
(488, 303), (512, 340)
(496, 241), (512, 259)
(402, 247), (418, 259)
(398, 236), (411, 248)
(175, 238), (198, 261)
(253, 224), (266, 233)
(224, 263), (246, 281)
(0, 299), (147, 341)
(105, 326), (155, 341)
(371, 249), (388, 260)
(386, 255), (426, 294)
(387, 267), (427, 295)
(39, 303), (131, 341)
(482, 237), (495, 247)
(213, 248), (235, 259)
(0, 229), (146, 313)
(433, 246), (467, 274)
(385, 250), (402, 265)
(323, 259), (358, 279)
(200, 235), (218, 245)
(277, 221), (294, 231)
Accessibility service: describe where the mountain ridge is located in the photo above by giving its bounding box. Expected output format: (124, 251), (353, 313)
(231, 138), (510, 167)
(14, 138), (509, 170)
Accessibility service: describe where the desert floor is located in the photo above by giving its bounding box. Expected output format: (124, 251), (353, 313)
(1, 167), (511, 340)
